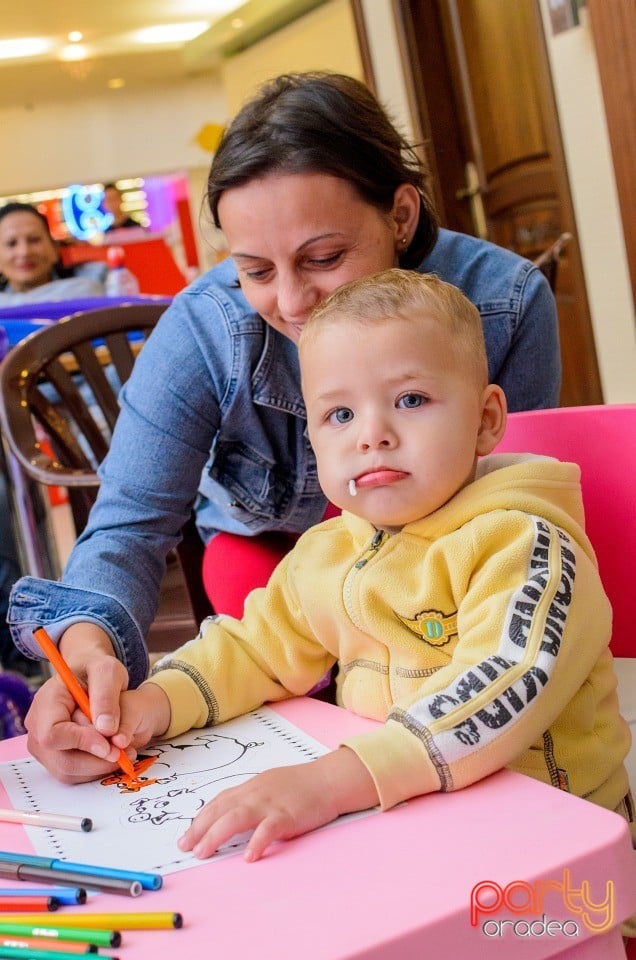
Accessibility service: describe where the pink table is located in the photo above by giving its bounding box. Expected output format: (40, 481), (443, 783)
(0, 698), (634, 959)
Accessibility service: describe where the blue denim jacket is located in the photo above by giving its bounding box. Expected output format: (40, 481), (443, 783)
(8, 229), (560, 685)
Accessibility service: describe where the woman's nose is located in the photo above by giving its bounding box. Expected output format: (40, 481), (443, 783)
(276, 275), (320, 319)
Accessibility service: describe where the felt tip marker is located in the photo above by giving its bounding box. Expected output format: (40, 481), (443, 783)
(0, 948), (117, 960)
(0, 853), (161, 892)
(0, 887), (86, 904)
(0, 897), (59, 912)
(0, 925), (120, 949)
(0, 913), (183, 930)
(0, 939), (96, 955)
(32, 628), (135, 781)
(0, 890), (86, 906)
(0, 810), (92, 833)
(0, 863), (141, 897)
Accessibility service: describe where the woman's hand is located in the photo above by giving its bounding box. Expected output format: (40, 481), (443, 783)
(177, 746), (379, 862)
(25, 622), (130, 783)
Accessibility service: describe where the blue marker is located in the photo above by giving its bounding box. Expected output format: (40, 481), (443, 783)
(0, 887), (87, 904)
(0, 852), (161, 891)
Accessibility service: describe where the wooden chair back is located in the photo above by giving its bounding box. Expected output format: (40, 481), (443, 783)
(0, 303), (212, 648)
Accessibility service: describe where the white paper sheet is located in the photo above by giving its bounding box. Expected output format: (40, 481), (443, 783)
(0, 708), (330, 875)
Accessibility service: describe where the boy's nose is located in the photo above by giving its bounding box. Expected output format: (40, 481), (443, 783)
(357, 416), (397, 451)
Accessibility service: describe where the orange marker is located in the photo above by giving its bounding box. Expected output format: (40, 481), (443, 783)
(33, 628), (136, 781)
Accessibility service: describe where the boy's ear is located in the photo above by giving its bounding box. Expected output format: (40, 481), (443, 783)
(476, 384), (507, 456)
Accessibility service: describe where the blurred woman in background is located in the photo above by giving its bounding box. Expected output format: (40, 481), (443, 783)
(0, 202), (105, 305)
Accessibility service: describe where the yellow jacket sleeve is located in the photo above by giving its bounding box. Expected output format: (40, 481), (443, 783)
(146, 552), (336, 739)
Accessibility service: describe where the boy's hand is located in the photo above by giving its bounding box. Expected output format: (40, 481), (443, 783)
(177, 746), (379, 862)
(113, 682), (171, 752)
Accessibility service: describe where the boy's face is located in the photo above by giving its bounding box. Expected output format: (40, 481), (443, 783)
(302, 314), (505, 531)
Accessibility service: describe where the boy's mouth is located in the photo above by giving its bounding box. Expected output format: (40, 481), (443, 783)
(354, 469), (408, 489)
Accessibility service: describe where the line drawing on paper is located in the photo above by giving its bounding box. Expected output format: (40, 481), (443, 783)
(0, 708), (330, 875)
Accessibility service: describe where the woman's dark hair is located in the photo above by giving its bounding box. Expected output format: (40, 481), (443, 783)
(0, 202), (73, 289)
(207, 72), (438, 268)
(0, 201), (54, 234)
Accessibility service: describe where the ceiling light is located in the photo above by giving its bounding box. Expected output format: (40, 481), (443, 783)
(59, 44), (89, 62)
(108, 78), (126, 90)
(0, 37), (53, 61)
(132, 22), (210, 45)
(68, 31), (83, 43)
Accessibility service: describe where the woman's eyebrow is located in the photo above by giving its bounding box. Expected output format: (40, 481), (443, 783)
(232, 233), (346, 261)
(231, 252), (267, 262)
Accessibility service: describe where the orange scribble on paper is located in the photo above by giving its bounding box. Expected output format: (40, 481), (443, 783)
(100, 754), (159, 793)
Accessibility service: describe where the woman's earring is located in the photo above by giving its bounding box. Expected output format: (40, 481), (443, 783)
(401, 237), (408, 247)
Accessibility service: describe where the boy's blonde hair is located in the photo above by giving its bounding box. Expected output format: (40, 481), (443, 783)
(300, 269), (489, 387)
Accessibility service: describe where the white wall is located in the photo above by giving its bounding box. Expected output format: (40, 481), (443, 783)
(221, 0), (362, 113)
(359, 0), (415, 142)
(0, 75), (228, 196)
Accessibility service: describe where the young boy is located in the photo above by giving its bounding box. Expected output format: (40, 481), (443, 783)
(114, 270), (632, 862)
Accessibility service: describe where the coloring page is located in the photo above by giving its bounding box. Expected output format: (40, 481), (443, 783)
(0, 708), (330, 875)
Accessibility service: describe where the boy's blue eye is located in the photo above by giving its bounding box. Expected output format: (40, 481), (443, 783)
(328, 407), (354, 424)
(397, 393), (425, 409)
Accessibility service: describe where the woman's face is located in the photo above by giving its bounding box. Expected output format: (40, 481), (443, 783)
(0, 210), (59, 292)
(217, 172), (418, 343)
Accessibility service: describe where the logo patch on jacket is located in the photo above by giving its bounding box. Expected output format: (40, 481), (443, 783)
(396, 608), (458, 645)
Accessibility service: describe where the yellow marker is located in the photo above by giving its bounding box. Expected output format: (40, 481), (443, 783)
(0, 913), (183, 930)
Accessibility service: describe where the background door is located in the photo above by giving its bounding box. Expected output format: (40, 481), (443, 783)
(395, 0), (603, 407)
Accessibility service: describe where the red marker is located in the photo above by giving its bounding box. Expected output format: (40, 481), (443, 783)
(0, 895), (59, 911)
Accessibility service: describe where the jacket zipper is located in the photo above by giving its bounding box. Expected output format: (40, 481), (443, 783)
(353, 529), (386, 568)
(344, 529), (387, 630)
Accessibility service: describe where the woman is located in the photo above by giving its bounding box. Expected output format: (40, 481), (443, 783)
(9, 72), (561, 780)
(0, 203), (105, 304)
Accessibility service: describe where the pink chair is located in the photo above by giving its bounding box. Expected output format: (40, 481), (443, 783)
(497, 405), (636, 952)
(496, 404), (636, 659)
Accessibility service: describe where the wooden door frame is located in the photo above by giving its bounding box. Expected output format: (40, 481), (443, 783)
(382, 0), (602, 405)
(587, 0), (636, 303)
(390, 0), (475, 233)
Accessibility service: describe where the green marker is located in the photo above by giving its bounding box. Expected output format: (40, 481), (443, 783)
(0, 924), (120, 948)
(0, 948), (119, 960)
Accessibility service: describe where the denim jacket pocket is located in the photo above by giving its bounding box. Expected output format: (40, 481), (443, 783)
(209, 438), (295, 527)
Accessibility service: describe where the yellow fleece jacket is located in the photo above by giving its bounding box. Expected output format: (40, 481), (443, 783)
(148, 454), (631, 812)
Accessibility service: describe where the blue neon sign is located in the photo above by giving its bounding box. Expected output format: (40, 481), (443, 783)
(62, 184), (112, 240)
